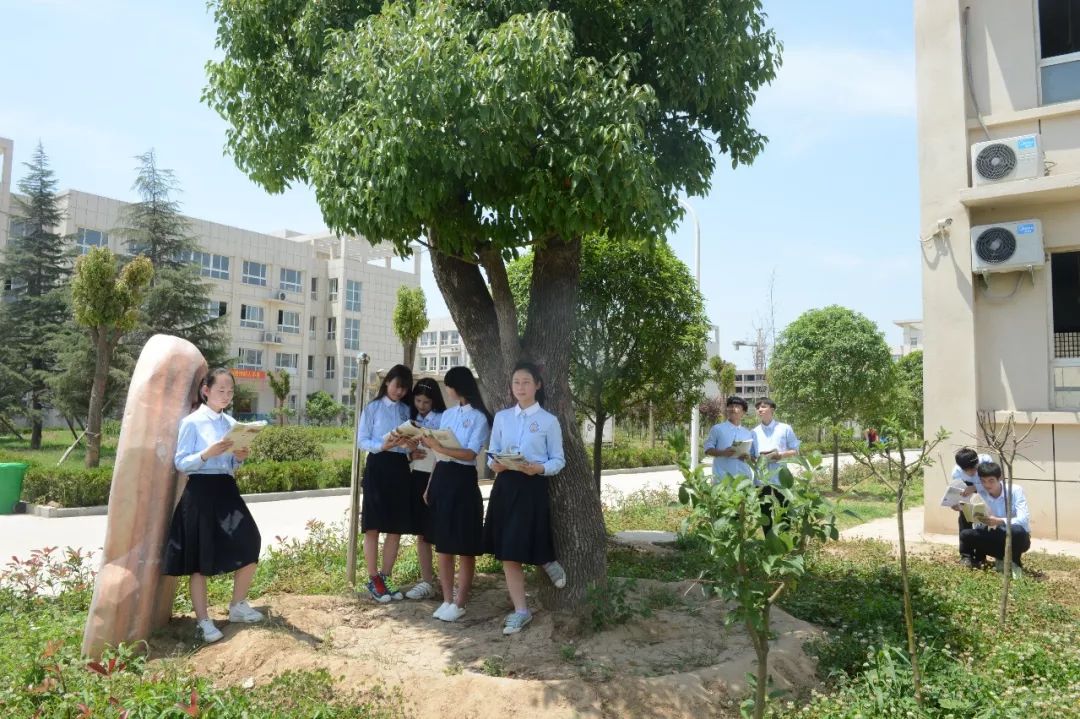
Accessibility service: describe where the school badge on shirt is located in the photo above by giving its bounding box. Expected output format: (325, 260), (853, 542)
(529, 422), (540, 433)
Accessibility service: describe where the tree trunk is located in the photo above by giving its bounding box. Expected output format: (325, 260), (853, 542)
(749, 615), (770, 719)
(1000, 463), (1015, 626)
(0, 416), (25, 441)
(648, 402), (655, 448)
(86, 332), (114, 469)
(30, 395), (43, 450)
(832, 430), (840, 491)
(896, 491), (922, 705)
(430, 233), (606, 611)
(592, 410), (606, 494)
(403, 339), (416, 369)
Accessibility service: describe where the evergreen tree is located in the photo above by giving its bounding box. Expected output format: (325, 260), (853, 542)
(115, 150), (228, 366)
(0, 142), (72, 448)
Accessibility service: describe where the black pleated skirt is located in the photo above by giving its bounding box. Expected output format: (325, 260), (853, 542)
(361, 451), (413, 534)
(427, 461), (485, 556)
(483, 470), (555, 565)
(163, 474), (261, 577)
(410, 469), (432, 538)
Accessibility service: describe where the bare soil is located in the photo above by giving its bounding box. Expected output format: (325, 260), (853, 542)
(148, 575), (823, 719)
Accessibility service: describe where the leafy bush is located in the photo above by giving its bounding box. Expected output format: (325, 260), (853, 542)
(21, 466), (114, 507)
(588, 445), (676, 470)
(235, 459), (350, 494)
(248, 426), (325, 463)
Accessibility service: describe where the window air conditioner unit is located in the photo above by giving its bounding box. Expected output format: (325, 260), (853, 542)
(970, 220), (1046, 275)
(273, 334), (284, 344)
(275, 290), (288, 301)
(261, 331), (275, 342)
(970, 134), (1043, 186)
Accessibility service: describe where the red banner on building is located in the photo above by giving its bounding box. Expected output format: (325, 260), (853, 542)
(232, 369), (266, 380)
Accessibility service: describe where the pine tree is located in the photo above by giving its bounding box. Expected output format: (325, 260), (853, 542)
(116, 150), (228, 366)
(0, 143), (72, 448)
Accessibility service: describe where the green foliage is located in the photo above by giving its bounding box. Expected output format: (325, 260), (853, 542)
(507, 235), (708, 447)
(0, 143), (72, 444)
(117, 149), (229, 367)
(891, 350), (924, 436)
(305, 390), (345, 426)
(674, 431), (840, 719)
(268, 369), (292, 426)
(586, 578), (649, 631)
(709, 355), (736, 398)
(392, 286), (428, 366)
(248, 426), (326, 463)
(589, 444), (676, 471)
(71, 250), (153, 334)
(769, 306), (894, 433)
(235, 459), (349, 494)
(21, 466), (114, 508)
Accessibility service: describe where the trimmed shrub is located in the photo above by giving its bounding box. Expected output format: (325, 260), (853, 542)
(235, 459), (350, 494)
(21, 466), (114, 507)
(248, 426), (325, 463)
(588, 445), (677, 470)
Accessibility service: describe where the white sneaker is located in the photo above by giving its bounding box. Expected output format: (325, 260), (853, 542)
(406, 581), (436, 600)
(433, 601), (451, 619)
(198, 618), (223, 643)
(228, 600), (265, 623)
(437, 603), (466, 622)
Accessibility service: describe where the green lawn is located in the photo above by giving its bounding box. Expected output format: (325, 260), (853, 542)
(0, 430), (119, 468)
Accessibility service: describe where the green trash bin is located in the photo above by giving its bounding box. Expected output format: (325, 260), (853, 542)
(0, 462), (29, 515)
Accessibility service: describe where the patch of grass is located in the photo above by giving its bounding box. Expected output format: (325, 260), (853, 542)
(604, 487), (687, 534)
(0, 430), (118, 468)
(480, 656), (505, 677)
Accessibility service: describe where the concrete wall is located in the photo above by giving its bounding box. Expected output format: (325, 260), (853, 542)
(916, 1), (1080, 540)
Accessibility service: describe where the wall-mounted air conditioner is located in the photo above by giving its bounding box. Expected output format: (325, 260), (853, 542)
(970, 220), (1046, 275)
(970, 134), (1043, 186)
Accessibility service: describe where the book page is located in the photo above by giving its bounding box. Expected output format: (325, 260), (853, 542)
(487, 451), (531, 472)
(940, 479), (968, 507)
(222, 421), (267, 452)
(730, 439), (753, 460)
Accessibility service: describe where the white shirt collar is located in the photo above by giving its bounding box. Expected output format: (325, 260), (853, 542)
(199, 404), (224, 420)
(759, 419), (777, 429)
(514, 403), (542, 417)
(380, 396), (395, 407)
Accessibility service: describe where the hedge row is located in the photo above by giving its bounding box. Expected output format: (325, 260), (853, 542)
(588, 445), (677, 469)
(20, 459), (353, 509)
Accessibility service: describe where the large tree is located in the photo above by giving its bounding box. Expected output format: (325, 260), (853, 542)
(892, 350), (924, 437)
(115, 150), (228, 366)
(205, 0), (779, 608)
(0, 143), (72, 449)
(71, 248), (153, 468)
(768, 306), (894, 490)
(392, 285), (428, 369)
(507, 235), (708, 489)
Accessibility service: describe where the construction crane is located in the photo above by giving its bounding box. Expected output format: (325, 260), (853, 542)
(733, 327), (768, 372)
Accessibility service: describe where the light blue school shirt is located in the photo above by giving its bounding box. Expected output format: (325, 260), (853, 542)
(488, 403), (566, 476)
(752, 420), (800, 486)
(356, 396), (411, 454)
(437, 404), (490, 466)
(704, 421), (757, 480)
(977, 483), (1031, 533)
(414, 410), (442, 431)
(174, 404), (240, 475)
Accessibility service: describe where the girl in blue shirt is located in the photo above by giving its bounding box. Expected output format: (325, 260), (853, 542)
(484, 362), (567, 635)
(403, 378), (446, 601)
(419, 367), (492, 622)
(163, 368), (264, 644)
(357, 364), (414, 603)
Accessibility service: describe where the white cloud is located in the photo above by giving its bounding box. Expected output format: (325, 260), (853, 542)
(756, 45), (916, 120)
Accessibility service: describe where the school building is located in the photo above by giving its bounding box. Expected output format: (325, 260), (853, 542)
(0, 137), (420, 420)
(916, 0), (1080, 541)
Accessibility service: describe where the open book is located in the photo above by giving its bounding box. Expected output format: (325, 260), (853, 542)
(939, 479), (969, 508)
(222, 420), (267, 452)
(486, 451), (532, 472)
(383, 420), (462, 465)
(961, 495), (990, 524)
(730, 439), (753, 460)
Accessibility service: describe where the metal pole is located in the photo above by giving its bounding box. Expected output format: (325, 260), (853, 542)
(346, 352), (371, 587)
(679, 198), (702, 470)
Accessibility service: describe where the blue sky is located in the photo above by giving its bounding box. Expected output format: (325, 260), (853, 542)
(0, 1), (920, 367)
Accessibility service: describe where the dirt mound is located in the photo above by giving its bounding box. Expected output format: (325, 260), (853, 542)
(148, 577), (822, 719)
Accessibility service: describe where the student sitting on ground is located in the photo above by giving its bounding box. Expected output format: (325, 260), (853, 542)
(950, 447), (992, 559)
(958, 461), (1031, 577)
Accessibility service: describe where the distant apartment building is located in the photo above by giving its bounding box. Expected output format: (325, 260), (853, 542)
(0, 138), (420, 420)
(733, 370), (769, 401)
(892, 319), (924, 361)
(916, 1), (1080, 540)
(416, 316), (474, 376)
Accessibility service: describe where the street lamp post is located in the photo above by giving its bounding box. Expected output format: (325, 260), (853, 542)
(346, 352), (371, 587)
(679, 198), (702, 470)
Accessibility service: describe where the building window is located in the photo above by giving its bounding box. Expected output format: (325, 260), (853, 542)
(279, 267), (303, 293)
(341, 393), (354, 408)
(205, 300), (228, 321)
(275, 352), (299, 370)
(439, 330), (459, 345)
(240, 304), (264, 329)
(1051, 251), (1080, 407)
(1040, 0), (1080, 104)
(76, 228), (108, 255)
(307, 355), (315, 379)
(326, 316), (337, 341)
(187, 250), (230, 280)
(237, 348), (263, 370)
(242, 260), (267, 286)
(328, 278), (339, 302)
(288, 394), (297, 410)
(447, 354), (460, 367)
(325, 356), (336, 379)
(343, 318), (361, 350)
(309, 315), (317, 340)
(439, 356), (450, 371)
(310, 277), (318, 301)
(345, 280), (362, 312)
(343, 356), (359, 381)
(277, 310), (301, 334)
(421, 331), (437, 347)
(418, 356), (429, 371)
